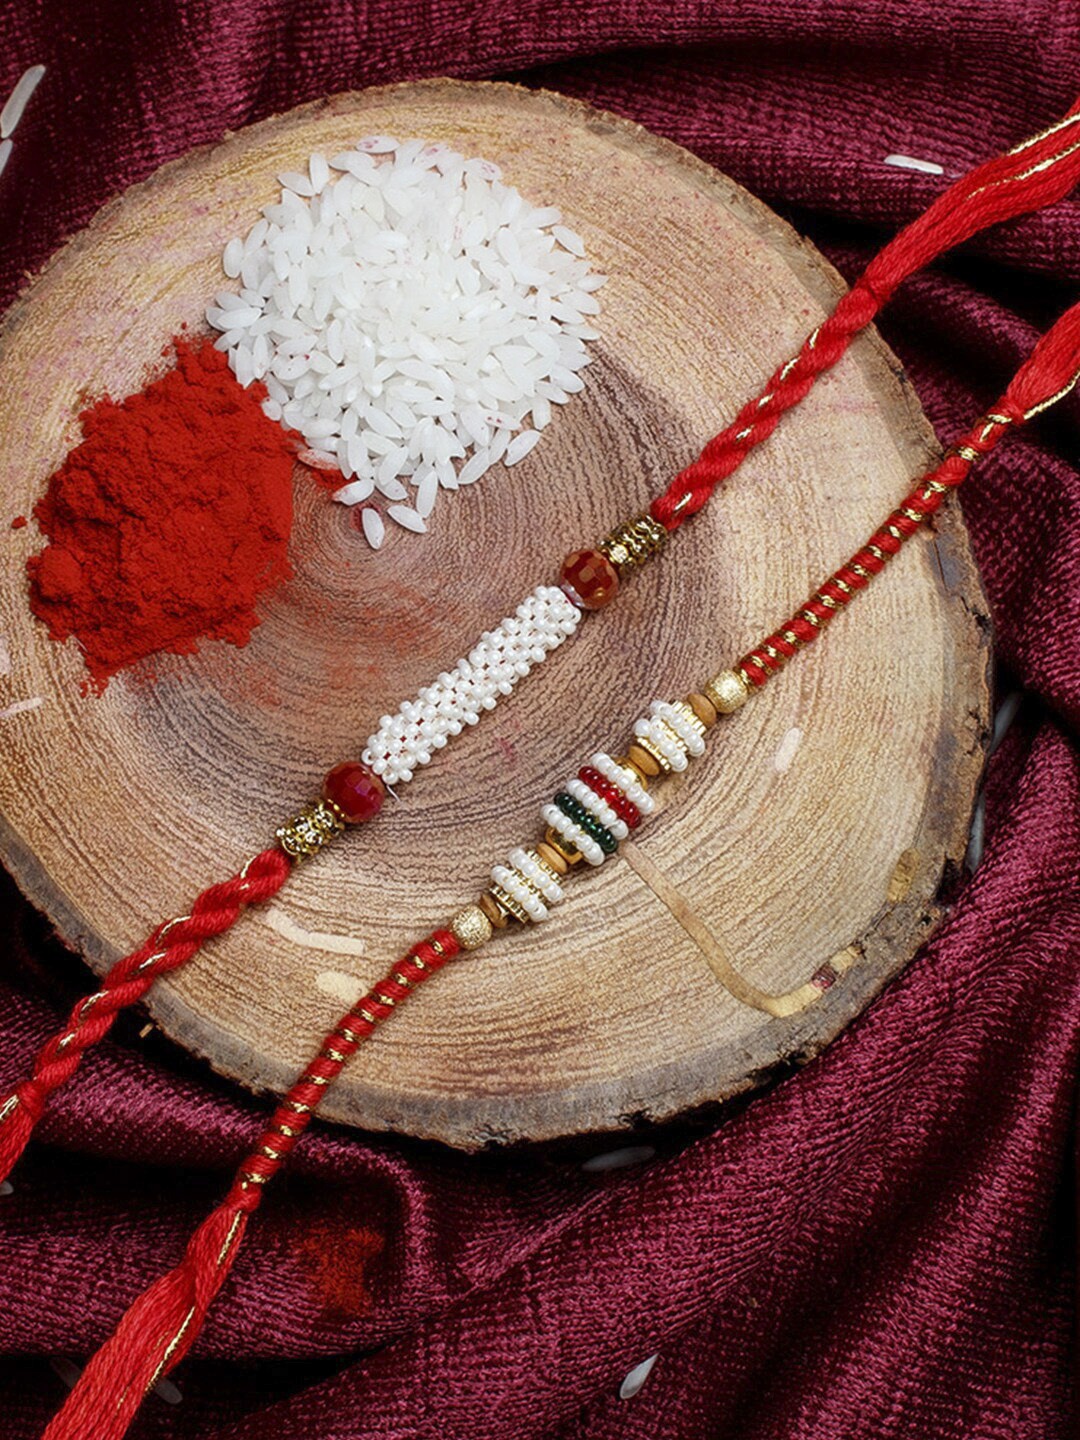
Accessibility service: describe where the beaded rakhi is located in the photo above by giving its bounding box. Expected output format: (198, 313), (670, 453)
(11, 96), (1080, 1440)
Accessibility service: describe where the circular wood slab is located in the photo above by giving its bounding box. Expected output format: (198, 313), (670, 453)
(0, 81), (989, 1149)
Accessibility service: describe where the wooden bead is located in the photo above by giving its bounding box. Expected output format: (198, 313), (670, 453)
(686, 692), (718, 727)
(626, 743), (661, 778)
(536, 841), (570, 875)
(479, 891), (510, 928)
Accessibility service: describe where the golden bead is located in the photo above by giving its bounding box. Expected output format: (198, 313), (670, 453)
(597, 512), (668, 574)
(489, 882), (530, 924)
(613, 754), (649, 789)
(275, 798), (347, 860)
(704, 669), (750, 715)
(543, 826), (583, 865)
(451, 904), (493, 951)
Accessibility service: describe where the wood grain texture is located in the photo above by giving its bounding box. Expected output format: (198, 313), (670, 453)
(0, 81), (990, 1148)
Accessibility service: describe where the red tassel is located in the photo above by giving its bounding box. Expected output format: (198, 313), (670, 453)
(41, 1194), (253, 1440)
(1005, 300), (1080, 417)
(41, 931), (458, 1440)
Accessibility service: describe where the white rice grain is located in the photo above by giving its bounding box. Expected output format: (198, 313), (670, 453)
(505, 429), (541, 466)
(1, 65), (45, 140)
(210, 136), (605, 547)
(387, 504), (427, 533)
(361, 507), (385, 548)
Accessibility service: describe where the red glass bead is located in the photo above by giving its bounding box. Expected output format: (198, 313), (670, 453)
(559, 548), (619, 610)
(323, 760), (385, 824)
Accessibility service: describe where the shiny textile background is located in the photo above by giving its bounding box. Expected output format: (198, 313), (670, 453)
(1, 3), (1078, 1435)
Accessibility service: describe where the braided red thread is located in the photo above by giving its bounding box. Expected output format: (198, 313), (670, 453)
(736, 298), (1080, 689)
(652, 97), (1080, 532)
(0, 846), (292, 1183)
(41, 928), (459, 1440)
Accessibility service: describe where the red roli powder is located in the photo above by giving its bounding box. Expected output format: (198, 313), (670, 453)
(27, 338), (297, 693)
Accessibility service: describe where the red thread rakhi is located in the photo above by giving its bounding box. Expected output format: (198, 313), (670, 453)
(39, 294), (1080, 1440)
(6, 97), (1080, 1440)
(5, 98), (1080, 1184)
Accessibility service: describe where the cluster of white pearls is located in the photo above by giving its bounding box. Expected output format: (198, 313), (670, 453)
(491, 847), (565, 923)
(632, 700), (706, 773)
(540, 802), (606, 866)
(363, 585), (580, 784)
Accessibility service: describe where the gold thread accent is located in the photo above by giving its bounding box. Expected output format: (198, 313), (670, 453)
(393, 971), (415, 989)
(321, 1046), (346, 1063)
(851, 564), (870, 580)
(1006, 109), (1080, 157)
(240, 1169), (270, 1185)
(1023, 366), (1080, 420)
(923, 479), (949, 495)
(284, 1100), (311, 1114)
(375, 991), (397, 1008)
(799, 609), (822, 628)
(303, 1073), (331, 1087)
(357, 1007), (378, 1025)
(986, 411), (1013, 426)
(273, 1123), (298, 1137)
(258, 1144), (284, 1161)
(947, 443), (980, 463)
(832, 577), (853, 595)
(900, 507), (924, 523)
(782, 629), (803, 649)
(885, 524), (904, 540)
(336, 1026), (361, 1045)
(143, 1304), (199, 1399)
(867, 544), (886, 562)
(0, 1094), (20, 1127)
(430, 939), (446, 956)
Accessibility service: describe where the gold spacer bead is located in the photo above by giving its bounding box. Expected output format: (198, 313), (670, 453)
(597, 512), (668, 575)
(489, 882), (530, 925)
(451, 904), (494, 951)
(275, 797), (347, 861)
(704, 669), (750, 714)
(613, 755), (649, 789)
(543, 827), (584, 865)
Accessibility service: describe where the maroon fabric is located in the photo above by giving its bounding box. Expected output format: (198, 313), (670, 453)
(1, 4), (1078, 1436)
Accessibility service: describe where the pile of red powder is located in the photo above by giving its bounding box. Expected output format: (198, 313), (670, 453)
(28, 338), (297, 693)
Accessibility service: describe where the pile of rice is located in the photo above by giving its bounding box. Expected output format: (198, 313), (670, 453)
(208, 137), (605, 546)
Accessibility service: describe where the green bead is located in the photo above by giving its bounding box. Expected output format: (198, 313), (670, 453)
(553, 791), (618, 854)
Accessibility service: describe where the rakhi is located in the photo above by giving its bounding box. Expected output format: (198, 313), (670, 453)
(5, 101), (1080, 1189)
(38, 288), (1080, 1440)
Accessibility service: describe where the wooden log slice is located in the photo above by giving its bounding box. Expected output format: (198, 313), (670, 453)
(0, 81), (989, 1149)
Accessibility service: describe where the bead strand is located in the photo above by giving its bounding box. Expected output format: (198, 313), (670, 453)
(478, 689), (718, 926)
